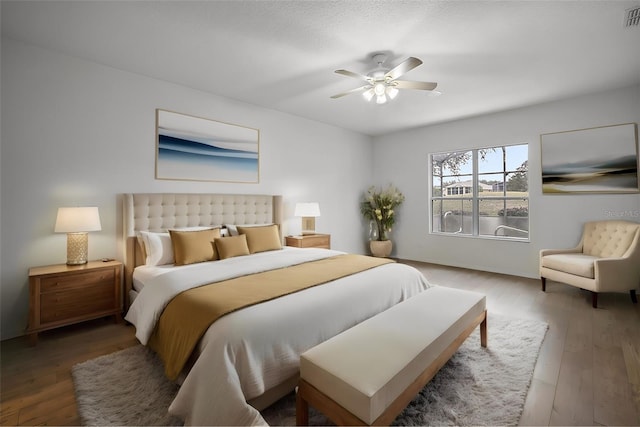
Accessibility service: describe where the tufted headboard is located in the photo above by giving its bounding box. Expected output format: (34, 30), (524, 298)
(122, 193), (283, 306)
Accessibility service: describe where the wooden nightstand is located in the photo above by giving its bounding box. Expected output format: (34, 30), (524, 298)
(27, 260), (123, 344)
(285, 234), (331, 249)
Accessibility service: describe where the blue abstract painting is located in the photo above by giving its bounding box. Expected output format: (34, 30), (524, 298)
(156, 109), (259, 183)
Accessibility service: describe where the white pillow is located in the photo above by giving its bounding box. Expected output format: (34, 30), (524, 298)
(175, 226), (227, 236)
(139, 231), (174, 266)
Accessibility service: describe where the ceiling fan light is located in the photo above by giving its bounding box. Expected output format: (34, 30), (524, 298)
(373, 83), (386, 96)
(386, 86), (399, 99)
(363, 88), (375, 102)
(376, 94), (387, 104)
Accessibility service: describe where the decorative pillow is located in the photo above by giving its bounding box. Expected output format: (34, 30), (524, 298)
(214, 235), (250, 260)
(138, 231), (174, 266)
(169, 228), (221, 266)
(238, 224), (282, 254)
(225, 224), (269, 236)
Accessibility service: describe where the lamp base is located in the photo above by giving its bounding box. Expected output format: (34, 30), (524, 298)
(301, 217), (316, 235)
(66, 232), (89, 265)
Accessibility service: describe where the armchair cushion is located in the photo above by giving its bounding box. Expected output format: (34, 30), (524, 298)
(541, 253), (599, 279)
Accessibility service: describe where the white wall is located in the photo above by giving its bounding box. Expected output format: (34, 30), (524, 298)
(372, 84), (640, 279)
(0, 38), (373, 340)
(3, 37), (638, 340)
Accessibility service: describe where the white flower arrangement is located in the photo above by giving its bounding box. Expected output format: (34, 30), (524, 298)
(360, 184), (405, 241)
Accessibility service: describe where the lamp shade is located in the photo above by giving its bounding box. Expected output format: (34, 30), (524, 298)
(294, 202), (321, 217)
(54, 207), (102, 233)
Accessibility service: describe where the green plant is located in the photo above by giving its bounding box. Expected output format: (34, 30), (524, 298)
(360, 185), (405, 241)
(497, 206), (529, 217)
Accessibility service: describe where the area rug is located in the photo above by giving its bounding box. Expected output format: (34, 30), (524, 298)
(72, 314), (547, 426)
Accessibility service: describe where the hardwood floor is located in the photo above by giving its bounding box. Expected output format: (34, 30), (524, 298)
(402, 260), (640, 426)
(1, 318), (137, 426)
(1, 261), (639, 426)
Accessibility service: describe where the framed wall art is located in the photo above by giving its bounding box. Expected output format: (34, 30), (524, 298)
(156, 109), (259, 183)
(540, 122), (638, 194)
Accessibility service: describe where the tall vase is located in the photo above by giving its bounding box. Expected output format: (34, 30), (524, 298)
(368, 221), (379, 241)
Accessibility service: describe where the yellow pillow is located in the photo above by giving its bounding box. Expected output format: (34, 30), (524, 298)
(214, 235), (250, 260)
(169, 228), (221, 266)
(237, 224), (282, 254)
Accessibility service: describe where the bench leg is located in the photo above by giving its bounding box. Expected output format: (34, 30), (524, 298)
(541, 277), (546, 292)
(296, 388), (309, 426)
(480, 311), (487, 348)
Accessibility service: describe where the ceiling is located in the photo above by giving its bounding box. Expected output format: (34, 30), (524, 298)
(2, 1), (640, 136)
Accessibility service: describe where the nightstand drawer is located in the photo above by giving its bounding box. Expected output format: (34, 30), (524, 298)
(285, 234), (331, 249)
(40, 281), (116, 323)
(27, 260), (123, 344)
(41, 269), (115, 293)
(299, 235), (330, 248)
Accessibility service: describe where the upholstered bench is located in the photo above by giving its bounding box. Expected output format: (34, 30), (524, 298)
(296, 286), (487, 426)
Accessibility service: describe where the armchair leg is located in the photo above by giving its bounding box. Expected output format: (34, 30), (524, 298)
(541, 277), (546, 292)
(631, 290), (638, 304)
(592, 292), (598, 309)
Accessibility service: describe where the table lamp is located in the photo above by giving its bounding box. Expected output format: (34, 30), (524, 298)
(54, 207), (102, 265)
(294, 202), (320, 235)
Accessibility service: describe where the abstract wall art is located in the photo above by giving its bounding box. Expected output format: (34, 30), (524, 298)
(540, 122), (638, 194)
(156, 109), (259, 183)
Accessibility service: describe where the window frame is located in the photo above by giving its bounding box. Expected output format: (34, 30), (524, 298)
(429, 143), (529, 242)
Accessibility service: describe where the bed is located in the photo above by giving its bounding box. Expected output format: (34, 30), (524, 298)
(121, 193), (430, 425)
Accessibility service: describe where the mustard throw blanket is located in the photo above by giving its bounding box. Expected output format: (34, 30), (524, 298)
(149, 254), (394, 379)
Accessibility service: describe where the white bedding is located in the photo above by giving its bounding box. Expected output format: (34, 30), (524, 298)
(132, 264), (174, 292)
(125, 247), (430, 425)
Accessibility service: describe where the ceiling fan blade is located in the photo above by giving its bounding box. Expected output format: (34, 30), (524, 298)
(330, 85), (371, 99)
(335, 69), (370, 82)
(394, 80), (438, 91)
(384, 57), (423, 80)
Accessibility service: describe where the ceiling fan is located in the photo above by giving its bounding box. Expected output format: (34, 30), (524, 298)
(331, 53), (439, 104)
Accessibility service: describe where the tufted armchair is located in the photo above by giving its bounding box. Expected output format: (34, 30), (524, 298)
(540, 220), (640, 308)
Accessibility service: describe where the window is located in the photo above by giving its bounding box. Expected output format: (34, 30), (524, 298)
(430, 144), (529, 240)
